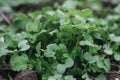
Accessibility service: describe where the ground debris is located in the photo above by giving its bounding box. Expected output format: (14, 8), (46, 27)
(105, 72), (120, 80)
(15, 70), (37, 80)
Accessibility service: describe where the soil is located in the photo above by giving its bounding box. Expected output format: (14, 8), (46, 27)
(105, 72), (120, 80)
(0, 69), (37, 80)
(15, 70), (37, 80)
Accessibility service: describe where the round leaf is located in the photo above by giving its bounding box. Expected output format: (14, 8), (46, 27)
(65, 58), (74, 68)
(57, 64), (66, 74)
(18, 40), (30, 51)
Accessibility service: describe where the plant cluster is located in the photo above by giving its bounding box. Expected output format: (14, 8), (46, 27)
(1, 0), (120, 80)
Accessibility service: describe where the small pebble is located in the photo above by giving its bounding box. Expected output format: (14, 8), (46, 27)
(115, 78), (119, 80)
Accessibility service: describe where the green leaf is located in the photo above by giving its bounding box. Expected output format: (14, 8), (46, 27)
(103, 44), (113, 55)
(96, 58), (109, 71)
(110, 34), (120, 42)
(0, 48), (10, 57)
(114, 4), (120, 14)
(18, 40), (30, 51)
(26, 23), (39, 32)
(80, 40), (94, 47)
(73, 15), (86, 24)
(56, 9), (65, 18)
(95, 74), (106, 80)
(29, 11), (40, 19)
(4, 33), (15, 47)
(60, 25), (73, 31)
(68, 8), (93, 18)
(0, 42), (10, 57)
(104, 47), (113, 55)
(46, 11), (55, 16)
(62, 0), (77, 9)
(83, 52), (99, 63)
(89, 56), (99, 64)
(0, 37), (4, 42)
(54, 73), (62, 79)
(44, 50), (56, 58)
(60, 18), (70, 25)
(15, 13), (28, 21)
(10, 54), (29, 71)
(64, 75), (76, 80)
(36, 42), (41, 54)
(65, 58), (74, 68)
(114, 53), (120, 61)
(47, 44), (58, 51)
(71, 47), (81, 59)
(83, 52), (92, 61)
(44, 44), (58, 58)
(112, 42), (120, 51)
(0, 42), (8, 49)
(89, 45), (101, 54)
(48, 76), (56, 80)
(96, 59), (104, 68)
(80, 9), (93, 18)
(58, 44), (67, 52)
(97, 27), (109, 39)
(49, 29), (58, 36)
(57, 64), (66, 74)
(82, 73), (92, 80)
(104, 59), (110, 72)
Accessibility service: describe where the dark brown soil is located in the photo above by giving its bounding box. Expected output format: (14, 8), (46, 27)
(15, 70), (37, 80)
(13, 0), (63, 13)
(105, 72), (120, 80)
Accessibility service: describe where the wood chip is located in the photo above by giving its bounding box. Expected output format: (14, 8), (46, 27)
(0, 12), (11, 24)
